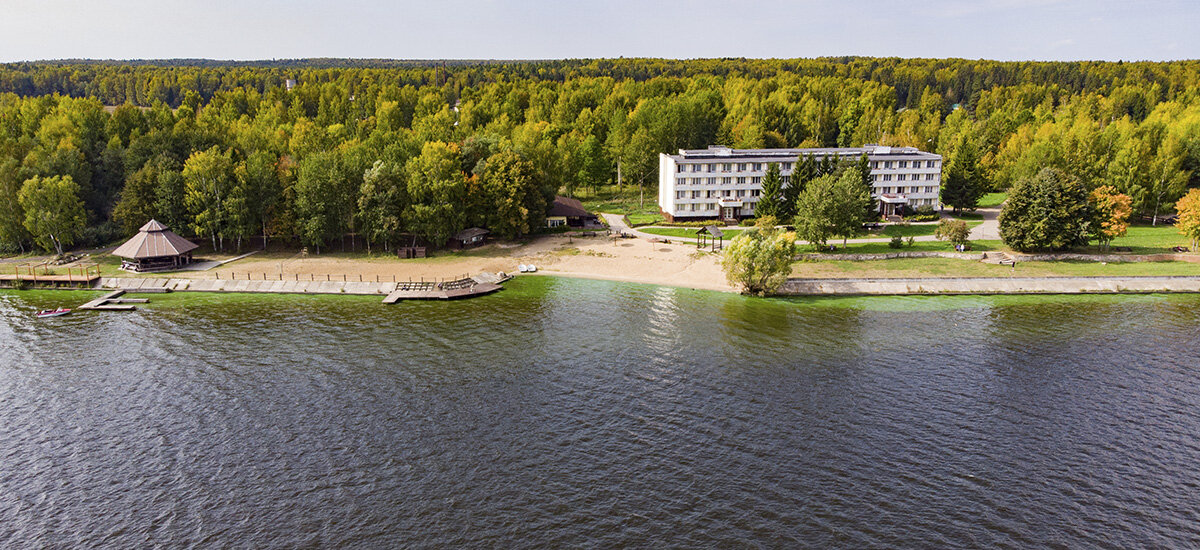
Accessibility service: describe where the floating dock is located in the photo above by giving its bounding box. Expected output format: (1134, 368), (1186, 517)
(78, 289), (158, 311)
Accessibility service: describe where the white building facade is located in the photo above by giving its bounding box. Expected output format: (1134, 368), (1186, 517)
(658, 145), (942, 222)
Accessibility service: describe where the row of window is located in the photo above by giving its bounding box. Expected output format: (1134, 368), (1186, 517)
(871, 160), (939, 169)
(676, 189), (762, 199)
(682, 202), (759, 212)
(877, 173), (938, 182)
(876, 186), (938, 195)
(677, 176), (773, 185)
(678, 159), (939, 174)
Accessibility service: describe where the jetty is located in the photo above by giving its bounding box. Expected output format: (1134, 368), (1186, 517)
(381, 273), (508, 303)
(78, 290), (151, 311)
(1, 261), (101, 288)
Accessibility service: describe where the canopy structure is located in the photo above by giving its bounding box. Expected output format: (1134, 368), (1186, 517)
(111, 220), (199, 272)
(697, 225), (725, 252)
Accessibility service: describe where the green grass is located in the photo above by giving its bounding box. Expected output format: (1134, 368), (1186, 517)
(802, 239), (1003, 255)
(1081, 225), (1191, 254)
(638, 227), (744, 240)
(792, 256), (1200, 278)
(575, 185), (662, 225)
(978, 192), (1008, 208)
(949, 212), (984, 220)
(873, 221), (982, 238)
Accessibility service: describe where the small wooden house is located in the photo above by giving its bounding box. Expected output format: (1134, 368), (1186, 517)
(449, 227), (490, 249)
(547, 196), (599, 228)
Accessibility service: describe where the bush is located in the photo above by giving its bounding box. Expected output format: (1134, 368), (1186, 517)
(888, 235), (904, 248)
(934, 219), (971, 245)
(721, 227), (797, 296)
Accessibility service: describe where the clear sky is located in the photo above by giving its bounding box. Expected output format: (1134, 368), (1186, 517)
(0, 0), (1196, 62)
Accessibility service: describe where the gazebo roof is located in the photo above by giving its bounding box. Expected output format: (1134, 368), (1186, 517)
(111, 219), (199, 259)
(698, 225), (725, 238)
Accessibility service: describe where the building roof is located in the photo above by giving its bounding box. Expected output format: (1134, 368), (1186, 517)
(697, 225), (724, 238)
(548, 196), (594, 218)
(111, 219), (199, 259)
(453, 227), (490, 241)
(670, 145), (940, 162)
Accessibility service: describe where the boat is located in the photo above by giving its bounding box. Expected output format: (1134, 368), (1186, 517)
(527, 265), (537, 273)
(36, 308), (72, 318)
(518, 264), (529, 273)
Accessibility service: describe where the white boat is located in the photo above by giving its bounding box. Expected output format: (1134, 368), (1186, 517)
(36, 308), (71, 318)
(518, 264), (529, 273)
(527, 265), (537, 273)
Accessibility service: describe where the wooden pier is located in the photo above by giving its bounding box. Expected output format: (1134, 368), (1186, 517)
(1, 261), (101, 288)
(381, 272), (509, 303)
(77, 289), (154, 311)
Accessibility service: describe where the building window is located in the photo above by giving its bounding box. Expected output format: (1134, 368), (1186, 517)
(722, 190), (732, 197)
(737, 177), (747, 184)
(885, 161), (894, 169)
(781, 176), (791, 184)
(870, 161), (878, 169)
(737, 163), (746, 171)
(752, 163), (762, 171)
(927, 160), (936, 168)
(677, 164), (685, 173)
(707, 203), (716, 210)
(676, 191), (685, 199)
(737, 190), (746, 197)
(751, 176), (762, 184)
(897, 174), (907, 181)
(783, 162), (792, 171)
(707, 164), (716, 173)
(751, 189), (761, 197)
(722, 163), (731, 171)
(691, 164), (700, 172)
(707, 177), (717, 185)
(899, 160), (908, 168)
(722, 177), (731, 184)
(882, 174), (892, 181)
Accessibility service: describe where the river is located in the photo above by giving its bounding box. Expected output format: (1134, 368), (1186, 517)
(2, 277), (1199, 547)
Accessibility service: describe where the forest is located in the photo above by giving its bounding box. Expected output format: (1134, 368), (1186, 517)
(2, 57), (1200, 254)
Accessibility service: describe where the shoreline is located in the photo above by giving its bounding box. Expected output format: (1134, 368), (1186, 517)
(8, 272), (1200, 299)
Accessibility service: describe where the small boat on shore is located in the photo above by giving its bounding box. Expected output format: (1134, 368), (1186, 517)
(36, 308), (72, 318)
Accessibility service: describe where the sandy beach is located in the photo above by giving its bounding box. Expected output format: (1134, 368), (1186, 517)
(177, 234), (734, 292)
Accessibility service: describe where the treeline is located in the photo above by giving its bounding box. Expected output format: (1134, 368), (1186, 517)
(2, 58), (1200, 254)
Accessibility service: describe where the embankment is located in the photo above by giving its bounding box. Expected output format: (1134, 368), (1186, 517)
(778, 276), (1200, 296)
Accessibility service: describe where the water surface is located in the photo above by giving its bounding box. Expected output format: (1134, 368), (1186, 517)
(2, 279), (1199, 547)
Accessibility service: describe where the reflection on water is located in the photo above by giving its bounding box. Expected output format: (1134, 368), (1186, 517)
(1, 281), (1200, 547)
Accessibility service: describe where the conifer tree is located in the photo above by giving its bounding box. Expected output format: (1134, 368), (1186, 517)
(755, 163), (782, 220)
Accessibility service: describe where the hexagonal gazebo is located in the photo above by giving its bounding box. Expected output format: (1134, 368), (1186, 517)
(111, 220), (199, 272)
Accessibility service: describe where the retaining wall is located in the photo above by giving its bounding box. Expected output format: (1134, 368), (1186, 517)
(794, 251), (985, 262)
(96, 277), (397, 295)
(778, 276), (1200, 296)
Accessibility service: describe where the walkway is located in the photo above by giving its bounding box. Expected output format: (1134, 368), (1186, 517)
(779, 275), (1200, 296)
(602, 213), (947, 247)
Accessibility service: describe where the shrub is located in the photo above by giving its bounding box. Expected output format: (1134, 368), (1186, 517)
(934, 219), (971, 245)
(888, 235), (904, 249)
(721, 227), (797, 296)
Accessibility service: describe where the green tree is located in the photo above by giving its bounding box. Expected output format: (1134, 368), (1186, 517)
(999, 167), (1093, 252)
(795, 170), (871, 248)
(481, 150), (544, 240)
(755, 163), (782, 220)
(855, 153), (876, 220)
(17, 175), (86, 256)
(357, 160), (407, 253)
(113, 160), (162, 235)
(0, 156), (31, 252)
(405, 141), (467, 247)
(576, 134), (610, 196)
(236, 151), (282, 247)
(940, 135), (984, 213)
(934, 219), (971, 246)
(182, 146), (236, 251)
(721, 226), (797, 296)
(293, 151), (344, 253)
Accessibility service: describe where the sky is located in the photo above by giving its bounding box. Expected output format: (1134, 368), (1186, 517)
(0, 0), (1197, 62)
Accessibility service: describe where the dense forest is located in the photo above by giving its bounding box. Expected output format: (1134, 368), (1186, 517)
(2, 57), (1200, 254)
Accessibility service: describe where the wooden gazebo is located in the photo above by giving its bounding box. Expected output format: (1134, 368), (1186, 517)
(111, 220), (199, 272)
(697, 225), (724, 252)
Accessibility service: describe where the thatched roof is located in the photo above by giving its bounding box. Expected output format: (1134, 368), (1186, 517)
(111, 220), (199, 259)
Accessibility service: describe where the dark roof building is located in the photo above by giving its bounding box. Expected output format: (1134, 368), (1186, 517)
(547, 196), (599, 228)
(111, 220), (199, 272)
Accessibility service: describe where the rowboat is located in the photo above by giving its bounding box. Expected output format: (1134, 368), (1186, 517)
(36, 308), (71, 318)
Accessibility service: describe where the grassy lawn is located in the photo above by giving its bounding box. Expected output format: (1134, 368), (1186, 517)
(639, 227), (745, 240)
(575, 185), (663, 226)
(800, 239), (1003, 255)
(1079, 225), (1191, 255)
(949, 211), (984, 220)
(871, 221), (982, 238)
(978, 192), (1007, 208)
(792, 257), (1200, 278)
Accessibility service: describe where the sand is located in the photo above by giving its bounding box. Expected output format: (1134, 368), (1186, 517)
(175, 234), (734, 292)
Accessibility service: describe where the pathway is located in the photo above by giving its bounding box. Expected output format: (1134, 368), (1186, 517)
(602, 212), (947, 247)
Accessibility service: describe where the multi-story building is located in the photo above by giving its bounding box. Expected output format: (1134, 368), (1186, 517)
(658, 145), (942, 222)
